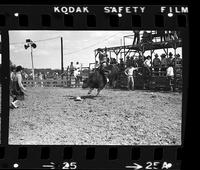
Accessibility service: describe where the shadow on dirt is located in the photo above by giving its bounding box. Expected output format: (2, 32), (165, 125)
(80, 95), (98, 99)
(64, 95), (100, 100)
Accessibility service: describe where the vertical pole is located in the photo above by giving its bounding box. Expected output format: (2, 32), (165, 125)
(30, 46), (35, 81)
(61, 37), (64, 80)
(94, 50), (96, 68)
(167, 48), (169, 58)
(123, 36), (126, 62)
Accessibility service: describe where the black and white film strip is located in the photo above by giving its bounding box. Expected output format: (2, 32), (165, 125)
(0, 3), (189, 170)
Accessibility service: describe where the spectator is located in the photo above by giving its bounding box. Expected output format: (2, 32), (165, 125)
(43, 73), (46, 80)
(10, 65), (26, 109)
(113, 58), (117, 64)
(167, 65), (174, 77)
(173, 54), (182, 66)
(167, 52), (174, 67)
(126, 56), (131, 67)
(157, 30), (166, 42)
(74, 61), (80, 70)
(137, 55), (144, 67)
(107, 57), (110, 64)
(69, 62), (74, 77)
(110, 58), (117, 64)
(141, 31), (152, 43)
(165, 31), (171, 41)
(119, 58), (125, 70)
(152, 54), (161, 72)
(95, 60), (99, 68)
(130, 56), (134, 66)
(167, 63), (174, 91)
(144, 55), (152, 69)
(133, 55), (139, 67)
(124, 65), (139, 90)
(39, 72), (44, 87)
(160, 54), (168, 74)
(133, 30), (140, 45)
(171, 31), (178, 40)
(24, 72), (28, 80)
(132, 56), (138, 67)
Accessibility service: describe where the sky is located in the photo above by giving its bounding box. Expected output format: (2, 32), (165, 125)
(9, 31), (182, 69)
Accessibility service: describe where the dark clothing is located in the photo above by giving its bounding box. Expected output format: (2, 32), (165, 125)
(119, 62), (125, 71)
(153, 57), (161, 67)
(141, 32), (152, 43)
(98, 63), (109, 83)
(126, 58), (131, 67)
(99, 52), (107, 64)
(161, 58), (168, 68)
(10, 74), (24, 101)
(135, 58), (144, 67)
(157, 30), (166, 42)
(167, 57), (174, 67)
(133, 31), (140, 45)
(174, 58), (182, 66)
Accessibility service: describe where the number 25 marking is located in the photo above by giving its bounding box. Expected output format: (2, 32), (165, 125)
(62, 162), (77, 169)
(146, 162), (159, 169)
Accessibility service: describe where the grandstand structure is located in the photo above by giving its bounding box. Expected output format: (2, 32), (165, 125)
(94, 31), (183, 91)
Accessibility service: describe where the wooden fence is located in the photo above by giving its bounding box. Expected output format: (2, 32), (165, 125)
(22, 77), (83, 88)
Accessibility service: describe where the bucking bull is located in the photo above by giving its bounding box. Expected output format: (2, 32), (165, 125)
(82, 64), (119, 96)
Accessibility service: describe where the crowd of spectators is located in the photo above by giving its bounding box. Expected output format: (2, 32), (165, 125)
(132, 30), (180, 46)
(100, 51), (182, 78)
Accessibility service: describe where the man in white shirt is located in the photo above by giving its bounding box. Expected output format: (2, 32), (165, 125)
(167, 65), (174, 91)
(124, 65), (139, 90)
(144, 55), (151, 68)
(167, 66), (174, 77)
(74, 62), (80, 70)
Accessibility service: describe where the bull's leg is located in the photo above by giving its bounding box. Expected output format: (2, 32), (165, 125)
(88, 88), (94, 95)
(96, 89), (101, 96)
(113, 80), (117, 88)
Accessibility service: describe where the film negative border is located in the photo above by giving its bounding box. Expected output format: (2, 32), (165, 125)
(0, 146), (182, 169)
(0, 5), (188, 29)
(0, 4), (189, 170)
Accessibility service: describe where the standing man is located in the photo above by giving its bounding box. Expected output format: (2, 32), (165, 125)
(124, 65), (139, 91)
(119, 58), (125, 71)
(144, 55), (152, 70)
(133, 30), (140, 45)
(94, 60), (99, 69)
(10, 66), (27, 109)
(152, 54), (161, 75)
(171, 31), (178, 40)
(39, 72), (44, 87)
(74, 61), (80, 71)
(166, 63), (174, 91)
(69, 62), (74, 77)
(157, 30), (166, 42)
(160, 54), (168, 76)
(173, 54), (182, 66)
(167, 52), (174, 67)
(98, 48), (109, 83)
(141, 31), (152, 43)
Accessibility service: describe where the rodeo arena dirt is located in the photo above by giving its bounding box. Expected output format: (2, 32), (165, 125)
(8, 31), (182, 145)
